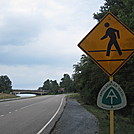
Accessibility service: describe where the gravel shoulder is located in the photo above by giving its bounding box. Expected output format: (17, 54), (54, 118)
(51, 98), (99, 134)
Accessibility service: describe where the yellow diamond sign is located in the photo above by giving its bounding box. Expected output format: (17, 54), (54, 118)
(78, 12), (134, 76)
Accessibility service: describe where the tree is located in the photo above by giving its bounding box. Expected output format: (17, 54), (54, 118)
(93, 0), (134, 116)
(60, 74), (74, 93)
(73, 0), (134, 115)
(93, 0), (134, 31)
(73, 55), (108, 104)
(49, 80), (59, 94)
(0, 75), (12, 93)
(41, 79), (59, 94)
(42, 79), (50, 90)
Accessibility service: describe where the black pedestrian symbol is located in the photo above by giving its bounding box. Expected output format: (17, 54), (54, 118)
(101, 22), (122, 56)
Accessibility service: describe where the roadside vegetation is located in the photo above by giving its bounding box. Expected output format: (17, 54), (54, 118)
(72, 0), (134, 126)
(0, 93), (16, 99)
(69, 94), (134, 134)
(0, 75), (12, 94)
(38, 74), (76, 94)
(0, 75), (14, 99)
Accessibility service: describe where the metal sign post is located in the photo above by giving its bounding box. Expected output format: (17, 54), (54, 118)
(110, 110), (114, 134)
(97, 76), (127, 134)
(78, 12), (132, 134)
(109, 76), (114, 134)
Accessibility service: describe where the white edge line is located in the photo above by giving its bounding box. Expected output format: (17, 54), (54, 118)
(37, 96), (65, 134)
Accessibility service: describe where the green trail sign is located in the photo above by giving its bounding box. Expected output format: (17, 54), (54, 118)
(97, 81), (127, 110)
(102, 87), (121, 105)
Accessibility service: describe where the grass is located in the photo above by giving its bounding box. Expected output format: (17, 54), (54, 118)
(68, 94), (134, 134)
(0, 93), (17, 99)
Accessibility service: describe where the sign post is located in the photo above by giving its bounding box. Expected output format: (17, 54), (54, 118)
(78, 12), (133, 134)
(110, 76), (114, 134)
(97, 78), (127, 134)
(110, 110), (114, 134)
(97, 77), (127, 134)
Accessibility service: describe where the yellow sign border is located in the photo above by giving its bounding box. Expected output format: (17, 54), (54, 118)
(78, 12), (134, 76)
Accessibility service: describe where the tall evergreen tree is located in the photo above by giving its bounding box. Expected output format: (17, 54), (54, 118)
(41, 79), (59, 94)
(42, 79), (50, 90)
(0, 75), (12, 93)
(93, 0), (134, 31)
(49, 80), (59, 94)
(60, 74), (73, 93)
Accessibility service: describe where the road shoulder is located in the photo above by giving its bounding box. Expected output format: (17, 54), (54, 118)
(51, 97), (99, 134)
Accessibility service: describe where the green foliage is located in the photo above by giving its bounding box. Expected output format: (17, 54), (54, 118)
(42, 79), (51, 90)
(60, 74), (74, 93)
(38, 73), (75, 94)
(41, 79), (59, 94)
(0, 75), (12, 93)
(93, 0), (134, 31)
(74, 94), (134, 134)
(114, 56), (134, 116)
(73, 55), (108, 104)
(73, 0), (134, 118)
(49, 80), (59, 94)
(93, 0), (134, 116)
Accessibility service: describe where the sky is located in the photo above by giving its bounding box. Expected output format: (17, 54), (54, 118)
(0, 0), (104, 90)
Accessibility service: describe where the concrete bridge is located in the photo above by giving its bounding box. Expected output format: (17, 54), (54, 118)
(13, 89), (49, 95)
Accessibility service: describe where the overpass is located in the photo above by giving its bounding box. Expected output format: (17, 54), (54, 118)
(13, 89), (49, 95)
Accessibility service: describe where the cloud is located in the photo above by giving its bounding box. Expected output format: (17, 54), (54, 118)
(0, 64), (73, 89)
(0, 0), (104, 89)
(0, 3), (45, 46)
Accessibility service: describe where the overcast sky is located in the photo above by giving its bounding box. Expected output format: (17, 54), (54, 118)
(0, 0), (104, 89)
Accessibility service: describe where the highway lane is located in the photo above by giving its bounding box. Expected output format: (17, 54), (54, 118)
(0, 95), (66, 134)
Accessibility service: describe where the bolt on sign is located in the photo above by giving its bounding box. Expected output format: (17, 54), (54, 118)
(78, 12), (134, 76)
(97, 81), (127, 110)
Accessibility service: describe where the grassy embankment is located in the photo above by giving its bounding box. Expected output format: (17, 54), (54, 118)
(0, 93), (17, 99)
(69, 94), (134, 134)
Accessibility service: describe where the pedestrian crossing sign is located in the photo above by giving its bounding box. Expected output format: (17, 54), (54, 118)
(78, 12), (134, 76)
(97, 81), (127, 110)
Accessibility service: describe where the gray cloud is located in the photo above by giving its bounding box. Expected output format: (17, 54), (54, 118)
(0, 14), (45, 46)
(0, 0), (104, 89)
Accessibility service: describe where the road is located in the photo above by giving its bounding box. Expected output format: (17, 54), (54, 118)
(0, 95), (66, 134)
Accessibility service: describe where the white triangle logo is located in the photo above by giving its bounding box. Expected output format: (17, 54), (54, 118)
(97, 81), (127, 110)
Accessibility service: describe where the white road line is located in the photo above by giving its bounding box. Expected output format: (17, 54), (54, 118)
(20, 101), (43, 110)
(20, 96), (53, 110)
(37, 96), (65, 134)
(20, 103), (36, 110)
(20, 105), (30, 110)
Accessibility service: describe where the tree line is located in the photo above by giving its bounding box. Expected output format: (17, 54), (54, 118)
(38, 74), (76, 94)
(0, 74), (75, 94)
(73, 0), (134, 120)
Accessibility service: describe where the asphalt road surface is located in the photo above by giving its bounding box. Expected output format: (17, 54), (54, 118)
(0, 95), (66, 134)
